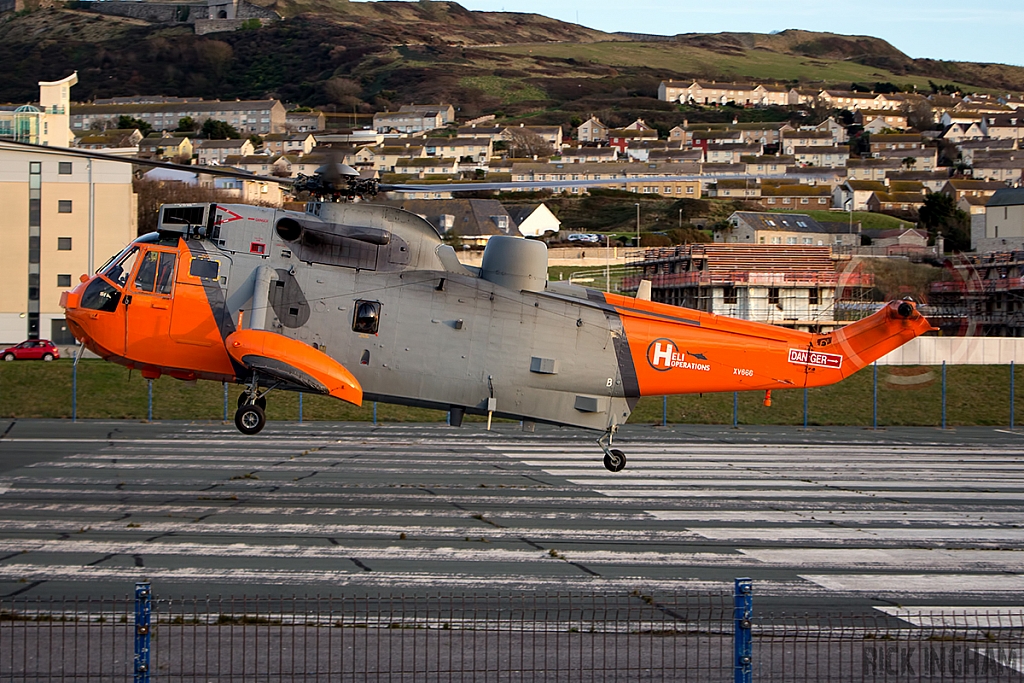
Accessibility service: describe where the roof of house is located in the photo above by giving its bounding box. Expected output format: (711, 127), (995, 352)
(761, 184), (832, 197)
(871, 191), (927, 204)
(988, 188), (1024, 207)
(731, 212), (829, 233)
(380, 198), (520, 237)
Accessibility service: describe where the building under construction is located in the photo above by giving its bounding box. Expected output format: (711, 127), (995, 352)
(928, 251), (1024, 336)
(621, 244), (875, 333)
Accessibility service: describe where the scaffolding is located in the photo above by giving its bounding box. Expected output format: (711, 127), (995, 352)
(622, 244), (876, 332)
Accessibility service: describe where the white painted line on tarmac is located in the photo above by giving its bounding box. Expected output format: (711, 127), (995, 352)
(803, 574), (1024, 594)
(743, 549), (1024, 571)
(876, 606), (1024, 628)
(697, 528), (1024, 543)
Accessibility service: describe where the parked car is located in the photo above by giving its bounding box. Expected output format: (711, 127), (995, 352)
(567, 233), (602, 243)
(2, 339), (60, 361)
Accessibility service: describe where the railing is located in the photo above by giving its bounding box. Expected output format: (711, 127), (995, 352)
(621, 271), (876, 290)
(3, 583), (1023, 681)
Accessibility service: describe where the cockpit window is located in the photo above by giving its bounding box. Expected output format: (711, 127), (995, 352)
(155, 253), (176, 294)
(103, 247), (139, 288)
(352, 300), (381, 334)
(81, 277), (122, 312)
(134, 251), (158, 292)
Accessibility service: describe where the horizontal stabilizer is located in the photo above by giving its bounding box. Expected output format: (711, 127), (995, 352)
(226, 329), (362, 406)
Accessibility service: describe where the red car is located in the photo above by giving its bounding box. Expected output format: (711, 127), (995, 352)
(2, 339), (60, 361)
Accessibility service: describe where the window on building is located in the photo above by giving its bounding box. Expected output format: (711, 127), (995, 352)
(58, 162), (72, 175)
(786, 237), (798, 245)
(58, 200), (72, 213)
(57, 237), (72, 251)
(57, 274), (72, 288)
(723, 286), (738, 305)
(809, 288), (820, 305)
(768, 287), (780, 306)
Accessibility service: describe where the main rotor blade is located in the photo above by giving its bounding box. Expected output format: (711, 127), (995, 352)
(0, 138), (293, 186)
(379, 173), (804, 194)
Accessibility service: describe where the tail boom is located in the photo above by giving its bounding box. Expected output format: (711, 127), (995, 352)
(603, 294), (933, 397)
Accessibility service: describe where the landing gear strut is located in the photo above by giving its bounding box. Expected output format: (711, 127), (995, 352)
(598, 429), (626, 472)
(233, 375), (275, 436)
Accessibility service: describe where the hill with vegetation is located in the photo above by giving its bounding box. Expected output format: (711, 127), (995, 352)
(1, 1), (1023, 129)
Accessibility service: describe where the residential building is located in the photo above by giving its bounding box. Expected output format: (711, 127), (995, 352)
(423, 136), (493, 164)
(869, 134), (925, 153)
(760, 182), (833, 210)
(941, 179), (1007, 203)
(886, 170), (951, 194)
(75, 128), (144, 150)
(720, 212), (858, 246)
(742, 155), (795, 176)
(607, 128), (657, 153)
(398, 104), (456, 125)
(845, 158), (902, 181)
(982, 111), (1024, 140)
(576, 116), (609, 143)
(394, 157), (459, 176)
(708, 179), (761, 200)
(941, 122), (986, 143)
(780, 130), (834, 154)
(874, 146), (938, 171)
(504, 204), (561, 237)
(793, 145), (849, 168)
(262, 133), (316, 156)
(958, 138), (1017, 165)
(71, 99), (287, 135)
(854, 109), (909, 132)
(706, 143), (762, 164)
(284, 110), (325, 132)
(510, 162), (702, 197)
(866, 191), (927, 216)
(196, 138), (255, 165)
(834, 180), (886, 212)
(373, 109), (444, 134)
(382, 198), (520, 244)
(974, 188), (1024, 252)
(559, 146), (618, 164)
(0, 144), (136, 343)
(138, 133), (193, 161)
(970, 156), (1024, 184)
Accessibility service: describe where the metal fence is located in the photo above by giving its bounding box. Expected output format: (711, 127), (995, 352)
(2, 583), (1023, 682)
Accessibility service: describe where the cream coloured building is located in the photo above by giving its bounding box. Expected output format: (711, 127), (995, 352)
(0, 146), (136, 344)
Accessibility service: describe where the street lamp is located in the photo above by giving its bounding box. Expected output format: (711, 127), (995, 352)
(635, 202), (640, 248)
(678, 207), (683, 230)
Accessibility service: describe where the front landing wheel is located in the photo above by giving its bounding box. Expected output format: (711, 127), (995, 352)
(234, 404), (266, 436)
(603, 449), (626, 472)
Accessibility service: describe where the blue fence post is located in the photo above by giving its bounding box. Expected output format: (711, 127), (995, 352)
(72, 360), (78, 423)
(147, 380), (153, 422)
(298, 392), (303, 424)
(803, 388), (808, 428)
(134, 582), (152, 683)
(732, 392), (738, 428)
(373, 401), (378, 426)
(662, 395), (668, 426)
(941, 361), (947, 430)
(872, 362), (878, 430)
(223, 382), (228, 422)
(1012, 361), (1016, 430)
(734, 577), (753, 683)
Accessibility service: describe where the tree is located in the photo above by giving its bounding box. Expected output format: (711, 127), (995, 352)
(176, 116), (197, 133)
(118, 115), (152, 136)
(249, 134), (264, 149)
(201, 118), (239, 139)
(506, 128), (553, 158)
(919, 192), (970, 252)
(902, 156), (917, 170)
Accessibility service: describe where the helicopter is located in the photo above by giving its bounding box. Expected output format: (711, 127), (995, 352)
(5, 139), (934, 472)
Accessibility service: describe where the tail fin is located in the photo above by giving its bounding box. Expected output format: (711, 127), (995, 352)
(831, 300), (935, 376)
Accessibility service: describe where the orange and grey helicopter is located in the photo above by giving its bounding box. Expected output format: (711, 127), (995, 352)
(8, 140), (933, 471)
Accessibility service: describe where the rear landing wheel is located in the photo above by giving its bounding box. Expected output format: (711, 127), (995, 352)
(234, 404), (266, 436)
(603, 449), (626, 473)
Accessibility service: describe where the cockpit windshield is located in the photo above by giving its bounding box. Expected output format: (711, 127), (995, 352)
(95, 233), (162, 277)
(103, 247), (140, 288)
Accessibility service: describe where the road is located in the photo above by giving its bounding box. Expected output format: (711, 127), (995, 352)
(1, 419), (1023, 618)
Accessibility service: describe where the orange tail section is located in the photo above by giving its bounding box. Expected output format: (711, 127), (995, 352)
(226, 329), (363, 406)
(603, 293), (933, 397)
